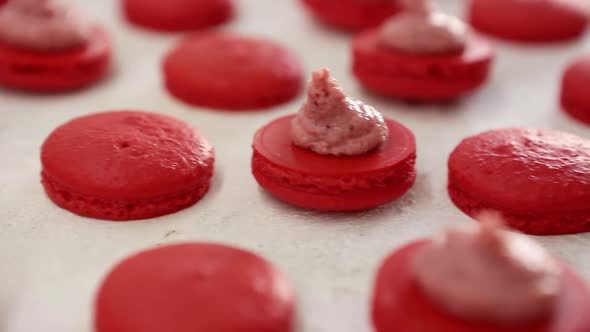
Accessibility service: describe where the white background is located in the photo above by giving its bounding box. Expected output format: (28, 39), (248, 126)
(0, 0), (589, 331)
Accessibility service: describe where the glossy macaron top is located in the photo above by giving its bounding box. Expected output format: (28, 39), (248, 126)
(253, 115), (416, 177)
(41, 110), (214, 201)
(95, 243), (294, 332)
(449, 128), (590, 214)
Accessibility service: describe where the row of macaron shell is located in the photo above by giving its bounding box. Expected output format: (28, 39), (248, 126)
(8, 2), (588, 331)
(1, 0), (588, 127)
(43, 109), (590, 332)
(94, 219), (590, 332)
(40, 109), (590, 236)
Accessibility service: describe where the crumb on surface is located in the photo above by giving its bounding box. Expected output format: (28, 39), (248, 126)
(164, 230), (177, 238)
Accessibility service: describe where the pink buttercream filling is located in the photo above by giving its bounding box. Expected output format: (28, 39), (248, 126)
(378, 0), (467, 54)
(412, 213), (561, 325)
(291, 68), (389, 156)
(0, 0), (91, 51)
(556, 0), (590, 14)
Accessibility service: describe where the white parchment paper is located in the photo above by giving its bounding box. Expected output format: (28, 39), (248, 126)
(0, 1), (589, 331)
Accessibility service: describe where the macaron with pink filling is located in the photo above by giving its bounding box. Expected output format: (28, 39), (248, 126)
(352, 0), (494, 101)
(252, 68), (416, 211)
(373, 213), (590, 332)
(0, 0), (111, 92)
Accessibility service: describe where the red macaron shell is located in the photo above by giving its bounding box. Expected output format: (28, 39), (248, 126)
(122, 0), (233, 32)
(41, 111), (214, 221)
(163, 33), (303, 111)
(561, 55), (590, 125)
(95, 243), (295, 332)
(0, 26), (111, 92)
(468, 0), (588, 43)
(448, 184), (590, 236)
(372, 240), (590, 332)
(353, 30), (494, 100)
(252, 115), (416, 211)
(301, 0), (402, 31)
(448, 128), (590, 235)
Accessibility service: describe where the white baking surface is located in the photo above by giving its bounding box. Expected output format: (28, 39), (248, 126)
(0, 0), (589, 331)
